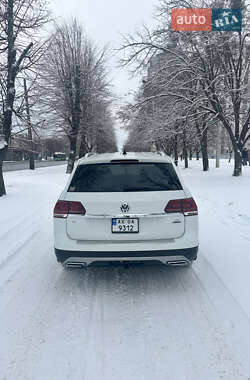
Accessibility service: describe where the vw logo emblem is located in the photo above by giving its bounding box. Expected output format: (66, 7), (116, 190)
(120, 202), (130, 213)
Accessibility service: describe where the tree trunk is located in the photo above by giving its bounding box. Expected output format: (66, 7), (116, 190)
(183, 145), (188, 168)
(66, 136), (77, 174)
(0, 0), (34, 195)
(79, 136), (87, 158)
(24, 78), (35, 170)
(184, 148), (188, 168)
(201, 128), (209, 171)
(189, 147), (192, 160)
(174, 135), (178, 166)
(233, 149), (242, 176)
(0, 0), (15, 196)
(0, 158), (6, 196)
(215, 124), (221, 168)
(183, 129), (188, 168)
(196, 148), (199, 160)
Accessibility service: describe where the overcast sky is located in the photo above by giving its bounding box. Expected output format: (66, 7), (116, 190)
(50, 0), (156, 101)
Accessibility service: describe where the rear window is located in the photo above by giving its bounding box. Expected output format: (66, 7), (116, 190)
(68, 162), (182, 192)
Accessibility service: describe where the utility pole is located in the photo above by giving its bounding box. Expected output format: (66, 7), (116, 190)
(23, 78), (35, 170)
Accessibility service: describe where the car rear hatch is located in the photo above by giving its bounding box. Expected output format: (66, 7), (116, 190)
(65, 161), (186, 241)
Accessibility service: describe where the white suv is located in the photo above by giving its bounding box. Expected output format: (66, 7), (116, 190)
(53, 152), (198, 268)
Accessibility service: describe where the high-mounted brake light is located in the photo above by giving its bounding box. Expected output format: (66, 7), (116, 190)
(53, 200), (86, 218)
(164, 198), (198, 216)
(110, 159), (139, 163)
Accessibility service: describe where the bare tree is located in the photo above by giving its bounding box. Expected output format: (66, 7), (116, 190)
(40, 19), (115, 173)
(77, 47), (115, 157)
(120, 0), (250, 176)
(0, 0), (50, 196)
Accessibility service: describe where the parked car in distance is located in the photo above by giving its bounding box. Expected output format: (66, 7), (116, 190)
(53, 152), (67, 161)
(53, 152), (198, 268)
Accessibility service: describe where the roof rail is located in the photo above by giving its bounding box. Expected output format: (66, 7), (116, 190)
(85, 152), (96, 158)
(157, 151), (165, 157)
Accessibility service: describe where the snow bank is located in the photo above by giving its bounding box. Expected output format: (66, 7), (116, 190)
(0, 165), (68, 269)
(181, 159), (250, 318)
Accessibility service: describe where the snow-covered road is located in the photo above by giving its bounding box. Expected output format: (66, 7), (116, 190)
(1, 163), (250, 380)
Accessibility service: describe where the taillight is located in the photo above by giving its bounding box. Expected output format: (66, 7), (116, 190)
(53, 200), (86, 218)
(68, 201), (86, 215)
(182, 198), (198, 216)
(164, 198), (198, 216)
(54, 200), (68, 218)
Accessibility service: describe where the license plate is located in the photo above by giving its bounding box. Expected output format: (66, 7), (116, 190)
(112, 218), (139, 233)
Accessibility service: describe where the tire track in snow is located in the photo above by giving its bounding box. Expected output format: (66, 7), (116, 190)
(192, 252), (250, 375)
(1, 263), (96, 380)
(0, 217), (51, 288)
(1, 258), (250, 379)
(80, 268), (101, 380)
(0, 208), (39, 242)
(95, 264), (161, 380)
(80, 266), (123, 380)
(146, 265), (201, 379)
(0, 230), (39, 273)
(174, 265), (245, 379)
(0, 248), (59, 379)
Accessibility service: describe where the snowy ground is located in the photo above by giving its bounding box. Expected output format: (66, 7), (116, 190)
(0, 161), (250, 380)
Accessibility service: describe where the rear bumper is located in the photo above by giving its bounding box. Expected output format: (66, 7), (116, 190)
(55, 246), (198, 266)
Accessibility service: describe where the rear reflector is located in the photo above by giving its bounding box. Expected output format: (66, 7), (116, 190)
(54, 200), (86, 218)
(164, 198), (198, 216)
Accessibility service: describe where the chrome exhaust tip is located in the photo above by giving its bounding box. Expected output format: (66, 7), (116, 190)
(167, 260), (189, 266)
(65, 262), (86, 269)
